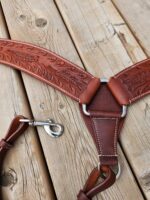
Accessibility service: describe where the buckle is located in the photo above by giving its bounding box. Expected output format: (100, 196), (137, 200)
(82, 78), (127, 118)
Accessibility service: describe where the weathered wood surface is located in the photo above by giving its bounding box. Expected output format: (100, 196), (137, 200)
(1, 0), (150, 199)
(0, 4), (55, 200)
(113, 0), (150, 56)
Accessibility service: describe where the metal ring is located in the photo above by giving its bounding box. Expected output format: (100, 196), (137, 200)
(97, 162), (121, 180)
(82, 104), (127, 118)
(82, 77), (128, 118)
(116, 162), (121, 179)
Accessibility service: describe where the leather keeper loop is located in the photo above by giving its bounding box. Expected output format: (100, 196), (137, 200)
(108, 77), (130, 105)
(79, 78), (100, 104)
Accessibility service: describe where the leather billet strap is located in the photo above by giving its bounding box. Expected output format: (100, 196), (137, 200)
(0, 39), (150, 199)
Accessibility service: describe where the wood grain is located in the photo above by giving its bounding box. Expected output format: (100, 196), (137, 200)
(0, 0), (146, 199)
(54, 0), (150, 199)
(2, 0), (143, 200)
(112, 0), (150, 56)
(0, 4), (55, 200)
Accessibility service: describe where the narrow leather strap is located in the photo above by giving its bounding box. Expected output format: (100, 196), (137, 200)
(77, 166), (116, 200)
(0, 39), (100, 104)
(0, 116), (29, 198)
(108, 59), (150, 105)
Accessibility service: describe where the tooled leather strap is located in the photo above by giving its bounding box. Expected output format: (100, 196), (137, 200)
(0, 39), (100, 104)
(0, 116), (29, 198)
(108, 59), (150, 105)
(1, 39), (150, 199)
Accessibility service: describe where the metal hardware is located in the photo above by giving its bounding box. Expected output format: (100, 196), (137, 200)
(121, 105), (128, 118)
(19, 118), (64, 138)
(82, 77), (128, 118)
(100, 77), (109, 83)
(116, 162), (121, 179)
(98, 162), (121, 180)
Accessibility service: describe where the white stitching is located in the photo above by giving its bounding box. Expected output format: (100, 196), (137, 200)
(129, 91), (150, 103)
(92, 117), (119, 156)
(115, 58), (150, 78)
(98, 154), (118, 157)
(0, 39), (92, 76)
(114, 118), (119, 155)
(92, 118), (102, 155)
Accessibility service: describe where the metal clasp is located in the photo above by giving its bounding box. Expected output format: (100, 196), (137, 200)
(19, 118), (64, 138)
(98, 162), (121, 180)
(82, 78), (127, 118)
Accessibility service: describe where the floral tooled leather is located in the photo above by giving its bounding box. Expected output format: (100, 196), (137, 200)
(0, 39), (99, 103)
(108, 59), (150, 105)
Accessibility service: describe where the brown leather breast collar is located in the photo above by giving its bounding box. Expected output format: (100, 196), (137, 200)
(0, 39), (150, 200)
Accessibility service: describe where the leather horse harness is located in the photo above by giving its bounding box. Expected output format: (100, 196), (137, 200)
(0, 39), (149, 199)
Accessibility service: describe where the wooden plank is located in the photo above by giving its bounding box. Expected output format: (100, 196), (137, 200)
(1, 0), (145, 199)
(54, 0), (150, 199)
(112, 0), (150, 56)
(0, 4), (55, 200)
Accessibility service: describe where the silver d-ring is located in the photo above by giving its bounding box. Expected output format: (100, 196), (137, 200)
(82, 77), (127, 118)
(98, 162), (121, 180)
(115, 162), (121, 179)
(82, 103), (127, 118)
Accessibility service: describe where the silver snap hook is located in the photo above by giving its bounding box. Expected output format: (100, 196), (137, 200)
(19, 118), (64, 138)
(43, 119), (64, 138)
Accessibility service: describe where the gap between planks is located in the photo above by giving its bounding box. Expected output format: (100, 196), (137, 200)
(0, 3), (56, 200)
(0, 2), (146, 199)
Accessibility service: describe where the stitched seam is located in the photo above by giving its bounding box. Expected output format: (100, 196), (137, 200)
(114, 59), (150, 78)
(1, 39), (92, 76)
(92, 117), (118, 156)
(129, 91), (150, 103)
(98, 154), (118, 157)
(0, 40), (98, 102)
(92, 118), (102, 155)
(0, 60), (80, 101)
(114, 118), (118, 155)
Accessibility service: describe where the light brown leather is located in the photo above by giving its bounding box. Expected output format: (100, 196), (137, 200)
(0, 39), (100, 104)
(108, 59), (150, 105)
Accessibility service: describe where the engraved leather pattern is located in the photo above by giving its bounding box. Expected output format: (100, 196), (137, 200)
(1, 40), (150, 199)
(109, 59), (150, 105)
(0, 39), (95, 102)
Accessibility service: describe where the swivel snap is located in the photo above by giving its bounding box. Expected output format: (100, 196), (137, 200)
(19, 118), (64, 138)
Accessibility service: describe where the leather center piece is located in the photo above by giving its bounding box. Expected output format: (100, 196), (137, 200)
(87, 84), (122, 116)
(80, 83), (125, 166)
